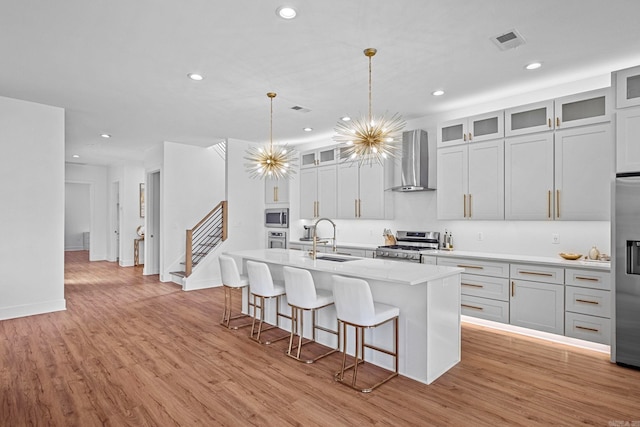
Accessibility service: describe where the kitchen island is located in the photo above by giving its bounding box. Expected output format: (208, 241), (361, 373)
(225, 248), (463, 385)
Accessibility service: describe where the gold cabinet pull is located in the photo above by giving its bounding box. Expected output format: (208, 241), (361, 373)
(463, 194), (467, 218)
(547, 190), (551, 219)
(575, 299), (600, 305)
(461, 283), (484, 288)
(575, 276), (599, 282)
(468, 132), (473, 141)
(518, 270), (553, 277)
(358, 199), (362, 217)
(575, 325), (599, 333)
(457, 264), (484, 269)
(556, 117), (560, 127)
(355, 199), (358, 217)
(469, 194), (472, 218)
(461, 303), (483, 311)
(556, 189), (560, 218)
(511, 281), (515, 297)
(463, 133), (467, 142)
(274, 186), (278, 202)
(548, 118), (552, 128)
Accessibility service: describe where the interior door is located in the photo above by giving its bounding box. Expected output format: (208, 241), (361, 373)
(145, 171), (160, 275)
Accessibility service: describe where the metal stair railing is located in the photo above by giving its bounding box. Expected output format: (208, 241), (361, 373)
(184, 200), (227, 277)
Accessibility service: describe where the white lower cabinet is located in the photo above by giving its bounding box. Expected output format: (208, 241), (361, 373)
(437, 257), (510, 324)
(510, 279), (564, 335)
(564, 267), (611, 345)
(437, 255), (610, 344)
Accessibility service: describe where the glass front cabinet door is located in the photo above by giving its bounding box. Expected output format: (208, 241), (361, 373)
(615, 65), (640, 109)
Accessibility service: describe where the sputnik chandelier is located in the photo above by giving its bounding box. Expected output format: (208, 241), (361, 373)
(244, 92), (297, 179)
(334, 48), (405, 166)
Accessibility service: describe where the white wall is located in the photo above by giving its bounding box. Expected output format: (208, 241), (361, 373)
(160, 141), (226, 281)
(0, 95), (65, 320)
(287, 75), (613, 258)
(66, 163), (109, 260)
(64, 182), (90, 251)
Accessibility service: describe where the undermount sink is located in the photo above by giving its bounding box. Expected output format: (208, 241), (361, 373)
(315, 255), (360, 262)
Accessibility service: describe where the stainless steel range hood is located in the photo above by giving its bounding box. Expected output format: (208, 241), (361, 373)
(389, 129), (436, 192)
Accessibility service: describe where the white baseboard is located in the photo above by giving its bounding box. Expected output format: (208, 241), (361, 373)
(0, 299), (66, 321)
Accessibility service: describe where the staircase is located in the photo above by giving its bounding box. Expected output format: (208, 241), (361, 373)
(171, 200), (227, 279)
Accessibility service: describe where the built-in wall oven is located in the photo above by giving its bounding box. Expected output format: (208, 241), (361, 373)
(265, 208), (289, 228)
(267, 231), (287, 249)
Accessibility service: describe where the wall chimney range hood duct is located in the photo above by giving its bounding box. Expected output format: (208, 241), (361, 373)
(389, 129), (436, 192)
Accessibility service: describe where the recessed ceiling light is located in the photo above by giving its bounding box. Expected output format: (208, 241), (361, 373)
(303, 127), (313, 132)
(276, 6), (297, 19)
(340, 116), (351, 122)
(187, 73), (204, 81)
(525, 62), (542, 70)
(72, 154), (80, 158)
(432, 90), (445, 96)
(100, 133), (111, 138)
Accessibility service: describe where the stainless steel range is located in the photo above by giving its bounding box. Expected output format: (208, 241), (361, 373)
(375, 231), (440, 262)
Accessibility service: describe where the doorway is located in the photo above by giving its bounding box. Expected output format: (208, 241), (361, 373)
(65, 182), (91, 252)
(145, 170), (160, 275)
(110, 181), (120, 262)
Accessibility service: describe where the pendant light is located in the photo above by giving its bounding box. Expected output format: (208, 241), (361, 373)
(244, 92), (297, 179)
(333, 48), (405, 166)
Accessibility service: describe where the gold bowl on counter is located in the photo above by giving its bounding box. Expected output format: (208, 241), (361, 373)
(559, 252), (582, 260)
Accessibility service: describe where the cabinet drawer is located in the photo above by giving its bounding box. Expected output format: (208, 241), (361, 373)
(565, 312), (611, 345)
(460, 274), (509, 301)
(437, 257), (509, 278)
(565, 286), (611, 318)
(565, 268), (610, 290)
(510, 263), (564, 284)
(422, 256), (437, 265)
(461, 295), (509, 324)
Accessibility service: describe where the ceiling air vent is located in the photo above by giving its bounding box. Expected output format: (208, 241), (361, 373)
(290, 105), (311, 113)
(491, 29), (526, 51)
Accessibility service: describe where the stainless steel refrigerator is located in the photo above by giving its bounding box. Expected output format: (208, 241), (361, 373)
(615, 173), (640, 369)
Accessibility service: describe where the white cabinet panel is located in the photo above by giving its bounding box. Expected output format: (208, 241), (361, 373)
(265, 177), (289, 204)
(437, 257), (509, 278)
(337, 163), (359, 218)
(510, 263), (564, 284)
(510, 280), (564, 335)
(505, 133), (554, 220)
(616, 107), (640, 173)
(565, 286), (611, 318)
(554, 89), (610, 129)
(565, 312), (611, 345)
(437, 145), (467, 219)
(565, 268), (610, 290)
(468, 140), (504, 220)
(299, 165), (337, 218)
(554, 124), (612, 220)
(615, 65), (640, 109)
(461, 295), (509, 324)
(336, 156), (389, 219)
(437, 111), (504, 147)
(505, 100), (554, 137)
(460, 273), (509, 301)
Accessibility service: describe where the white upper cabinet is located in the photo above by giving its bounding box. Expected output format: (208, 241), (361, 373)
(554, 88), (610, 129)
(265, 177), (289, 205)
(299, 165), (337, 218)
(437, 145), (468, 219)
(504, 133), (555, 220)
(616, 106), (640, 173)
(437, 111), (504, 147)
(554, 124), (612, 220)
(336, 147), (392, 219)
(615, 65), (640, 109)
(505, 100), (554, 137)
(300, 147), (337, 169)
(437, 140), (504, 220)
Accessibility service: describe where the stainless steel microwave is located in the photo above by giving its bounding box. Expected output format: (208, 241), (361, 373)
(265, 208), (289, 228)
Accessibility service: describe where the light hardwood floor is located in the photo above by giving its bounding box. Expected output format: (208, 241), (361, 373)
(1, 251), (639, 426)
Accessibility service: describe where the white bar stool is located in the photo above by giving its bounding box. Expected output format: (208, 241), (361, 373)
(218, 255), (252, 329)
(331, 275), (399, 393)
(283, 266), (339, 363)
(246, 260), (290, 344)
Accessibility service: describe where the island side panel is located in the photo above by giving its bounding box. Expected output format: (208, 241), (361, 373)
(426, 274), (462, 384)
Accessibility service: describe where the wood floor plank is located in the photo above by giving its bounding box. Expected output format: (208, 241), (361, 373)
(1, 250), (639, 426)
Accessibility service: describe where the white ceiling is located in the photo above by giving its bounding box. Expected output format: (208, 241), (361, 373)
(2, 0), (640, 166)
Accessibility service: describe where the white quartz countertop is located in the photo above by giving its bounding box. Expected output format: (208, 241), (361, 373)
(292, 240), (380, 250)
(224, 249), (463, 285)
(421, 249), (611, 271)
